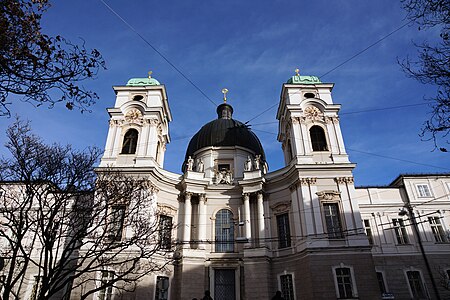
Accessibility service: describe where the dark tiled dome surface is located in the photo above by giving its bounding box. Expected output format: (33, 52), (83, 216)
(184, 103), (265, 164)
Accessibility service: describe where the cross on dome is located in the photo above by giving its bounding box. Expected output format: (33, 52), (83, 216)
(221, 88), (229, 103)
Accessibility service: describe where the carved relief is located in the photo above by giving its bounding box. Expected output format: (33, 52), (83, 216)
(147, 118), (160, 126)
(303, 106), (324, 122)
(125, 108), (143, 124)
(270, 201), (292, 213)
(291, 117), (299, 124)
(316, 190), (341, 201)
(215, 169), (233, 185)
(157, 204), (177, 216)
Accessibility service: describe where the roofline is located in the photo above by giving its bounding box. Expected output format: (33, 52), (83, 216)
(389, 172), (450, 186)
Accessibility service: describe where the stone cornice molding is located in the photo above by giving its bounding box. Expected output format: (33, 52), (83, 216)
(300, 177), (317, 185)
(334, 177), (354, 184)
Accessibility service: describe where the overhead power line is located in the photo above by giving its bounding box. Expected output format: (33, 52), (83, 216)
(98, 0), (218, 107)
(320, 20), (414, 78)
(244, 20), (414, 124)
(252, 128), (450, 171)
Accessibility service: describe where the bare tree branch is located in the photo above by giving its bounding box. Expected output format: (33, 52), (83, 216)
(0, 119), (173, 300)
(400, 0), (450, 152)
(0, 0), (106, 117)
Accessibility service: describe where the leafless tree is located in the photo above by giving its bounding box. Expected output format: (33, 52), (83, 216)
(0, 119), (172, 300)
(0, 0), (106, 117)
(399, 0), (449, 152)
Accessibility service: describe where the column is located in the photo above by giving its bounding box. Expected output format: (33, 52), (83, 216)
(183, 192), (192, 248)
(198, 194), (207, 250)
(325, 117), (339, 154)
(299, 118), (312, 154)
(257, 192), (265, 246)
(104, 120), (117, 158)
(111, 125), (123, 157)
(332, 117), (347, 154)
(243, 193), (251, 242)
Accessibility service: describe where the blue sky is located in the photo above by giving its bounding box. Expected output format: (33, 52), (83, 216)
(1, 0), (448, 186)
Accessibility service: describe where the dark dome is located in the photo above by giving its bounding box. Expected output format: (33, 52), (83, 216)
(184, 103), (265, 163)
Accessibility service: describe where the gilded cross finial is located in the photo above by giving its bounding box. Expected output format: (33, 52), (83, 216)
(148, 71), (153, 79)
(221, 88), (229, 103)
(295, 68), (300, 76)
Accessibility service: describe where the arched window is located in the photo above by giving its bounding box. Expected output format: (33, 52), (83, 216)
(310, 126), (328, 151)
(215, 209), (234, 252)
(121, 129), (138, 154)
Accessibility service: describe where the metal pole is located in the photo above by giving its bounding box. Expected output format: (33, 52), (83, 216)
(405, 203), (441, 300)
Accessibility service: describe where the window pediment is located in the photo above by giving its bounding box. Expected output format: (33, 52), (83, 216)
(316, 190), (341, 201)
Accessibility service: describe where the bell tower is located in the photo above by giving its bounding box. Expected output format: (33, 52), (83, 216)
(277, 70), (349, 165)
(99, 73), (172, 168)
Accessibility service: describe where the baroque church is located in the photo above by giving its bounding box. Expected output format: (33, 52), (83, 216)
(85, 73), (450, 299)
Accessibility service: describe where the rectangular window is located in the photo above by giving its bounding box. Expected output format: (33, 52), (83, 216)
(98, 271), (114, 300)
(393, 219), (409, 244)
(335, 268), (354, 298)
(159, 215), (173, 250)
(407, 271), (426, 299)
(324, 203), (343, 239)
(416, 184), (432, 197)
(154, 276), (169, 300)
(277, 213), (291, 248)
(109, 206), (126, 241)
(280, 274), (295, 300)
(364, 219), (374, 245)
(428, 217), (447, 243)
(376, 272), (387, 294)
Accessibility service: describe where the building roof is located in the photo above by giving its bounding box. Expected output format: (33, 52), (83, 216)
(286, 75), (321, 84)
(126, 77), (160, 86)
(184, 103), (266, 166)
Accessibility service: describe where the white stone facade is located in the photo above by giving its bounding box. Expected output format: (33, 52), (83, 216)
(2, 76), (449, 300)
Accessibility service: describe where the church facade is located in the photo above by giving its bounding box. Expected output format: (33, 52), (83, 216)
(89, 73), (450, 300)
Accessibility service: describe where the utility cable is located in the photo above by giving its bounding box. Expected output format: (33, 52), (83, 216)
(320, 20), (414, 78)
(244, 20), (415, 124)
(98, 0), (218, 107)
(252, 128), (449, 171)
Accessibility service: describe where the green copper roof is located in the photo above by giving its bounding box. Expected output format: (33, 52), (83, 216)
(287, 75), (321, 84)
(126, 77), (160, 86)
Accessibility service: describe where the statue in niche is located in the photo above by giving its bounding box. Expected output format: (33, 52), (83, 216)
(254, 154), (261, 170)
(186, 156), (194, 171)
(197, 159), (204, 172)
(244, 156), (252, 171)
